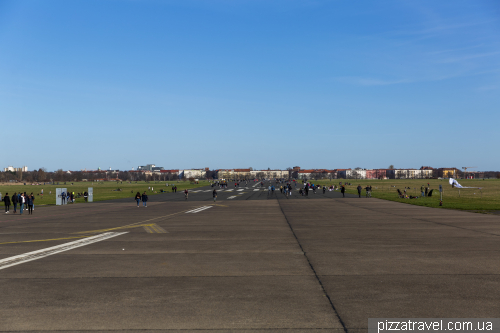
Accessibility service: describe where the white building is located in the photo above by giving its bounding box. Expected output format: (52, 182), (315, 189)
(4, 166), (28, 172)
(181, 169), (206, 179)
(250, 170), (289, 179)
(338, 169), (366, 179)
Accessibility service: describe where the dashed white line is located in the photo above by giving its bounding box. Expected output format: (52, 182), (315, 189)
(227, 196), (237, 200)
(185, 206), (212, 213)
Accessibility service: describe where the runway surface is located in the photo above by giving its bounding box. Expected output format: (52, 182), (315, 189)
(0, 180), (499, 331)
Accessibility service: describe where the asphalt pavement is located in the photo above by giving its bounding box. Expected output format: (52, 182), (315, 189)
(0, 180), (498, 331)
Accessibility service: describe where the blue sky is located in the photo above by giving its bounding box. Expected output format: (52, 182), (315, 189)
(1, 0), (499, 171)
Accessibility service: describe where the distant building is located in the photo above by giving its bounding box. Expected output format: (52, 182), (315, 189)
(4, 166), (28, 172)
(437, 168), (459, 178)
(137, 164), (156, 171)
(180, 169), (207, 179)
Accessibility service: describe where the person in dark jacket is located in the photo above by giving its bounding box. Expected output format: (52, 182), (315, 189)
(341, 185), (345, 197)
(135, 192), (141, 207)
(27, 194), (34, 215)
(141, 191), (148, 207)
(12, 192), (18, 213)
(357, 185), (362, 198)
(213, 189), (217, 202)
(3, 193), (11, 213)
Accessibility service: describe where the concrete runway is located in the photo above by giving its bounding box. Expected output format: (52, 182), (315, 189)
(0, 181), (499, 331)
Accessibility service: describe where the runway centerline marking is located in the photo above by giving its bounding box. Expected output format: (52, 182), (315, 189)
(186, 206), (212, 213)
(0, 232), (128, 271)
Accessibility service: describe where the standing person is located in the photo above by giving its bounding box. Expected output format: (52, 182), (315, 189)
(341, 185), (345, 198)
(61, 191), (66, 205)
(184, 188), (188, 200)
(421, 185), (425, 197)
(142, 191), (148, 207)
(425, 187), (429, 197)
(19, 193), (25, 214)
(84, 191), (88, 202)
(3, 193), (11, 213)
(12, 192), (18, 214)
(323, 186), (326, 194)
(27, 194), (34, 214)
(135, 192), (141, 207)
(213, 189), (217, 202)
(357, 185), (362, 198)
(30, 193), (35, 211)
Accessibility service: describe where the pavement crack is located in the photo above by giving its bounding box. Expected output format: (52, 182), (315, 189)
(276, 197), (349, 333)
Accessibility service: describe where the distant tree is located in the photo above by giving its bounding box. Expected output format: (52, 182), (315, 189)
(38, 168), (47, 182)
(388, 165), (395, 169)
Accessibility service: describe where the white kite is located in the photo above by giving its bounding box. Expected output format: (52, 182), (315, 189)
(449, 178), (482, 189)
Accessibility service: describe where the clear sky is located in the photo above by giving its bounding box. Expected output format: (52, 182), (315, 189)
(1, 0), (499, 171)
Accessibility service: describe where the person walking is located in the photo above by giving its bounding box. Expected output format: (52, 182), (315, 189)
(3, 193), (11, 213)
(142, 191), (148, 207)
(184, 189), (188, 200)
(12, 192), (18, 214)
(357, 185), (362, 198)
(135, 192), (141, 207)
(421, 185), (425, 197)
(84, 191), (88, 202)
(213, 189), (217, 202)
(341, 185), (345, 198)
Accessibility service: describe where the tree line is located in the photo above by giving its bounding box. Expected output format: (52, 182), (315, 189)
(0, 170), (181, 183)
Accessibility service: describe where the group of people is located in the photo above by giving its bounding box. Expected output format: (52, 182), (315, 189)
(2, 192), (35, 214)
(279, 184), (293, 196)
(357, 185), (373, 198)
(420, 184), (431, 197)
(60, 191), (88, 204)
(134, 191), (149, 207)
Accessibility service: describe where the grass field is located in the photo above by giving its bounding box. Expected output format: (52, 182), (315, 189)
(307, 178), (500, 212)
(0, 180), (210, 207)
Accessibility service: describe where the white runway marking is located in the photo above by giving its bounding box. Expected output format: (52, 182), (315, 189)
(185, 206), (212, 213)
(226, 189), (234, 192)
(227, 196), (237, 200)
(237, 189), (244, 191)
(253, 189), (259, 191)
(0, 232), (128, 271)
